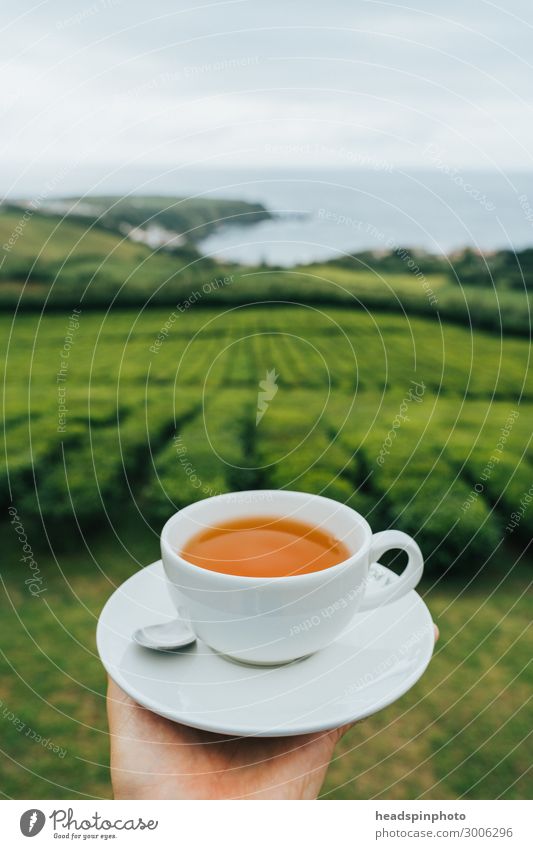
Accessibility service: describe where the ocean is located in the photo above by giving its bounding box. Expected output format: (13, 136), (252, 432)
(182, 168), (533, 266)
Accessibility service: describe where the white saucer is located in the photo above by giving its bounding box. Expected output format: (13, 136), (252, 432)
(97, 561), (434, 737)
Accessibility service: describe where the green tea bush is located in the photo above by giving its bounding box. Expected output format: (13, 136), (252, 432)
(2, 420), (85, 510)
(144, 434), (229, 522)
(144, 390), (258, 523)
(378, 465), (501, 574)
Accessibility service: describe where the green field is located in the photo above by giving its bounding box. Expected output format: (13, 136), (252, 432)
(1, 303), (531, 798)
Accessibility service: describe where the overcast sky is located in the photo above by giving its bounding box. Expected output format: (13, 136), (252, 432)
(2, 0), (533, 195)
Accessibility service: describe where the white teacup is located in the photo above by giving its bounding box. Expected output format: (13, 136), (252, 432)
(161, 489), (424, 665)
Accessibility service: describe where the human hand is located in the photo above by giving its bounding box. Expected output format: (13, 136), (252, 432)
(107, 626), (439, 799)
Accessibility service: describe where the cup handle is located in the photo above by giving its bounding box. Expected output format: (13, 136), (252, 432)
(358, 530), (424, 612)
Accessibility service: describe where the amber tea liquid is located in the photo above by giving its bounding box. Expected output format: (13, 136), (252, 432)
(180, 515), (351, 578)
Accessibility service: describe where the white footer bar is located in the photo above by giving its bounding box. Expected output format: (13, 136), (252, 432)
(1, 799), (530, 848)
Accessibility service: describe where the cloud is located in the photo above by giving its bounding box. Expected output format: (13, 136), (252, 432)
(2, 0), (533, 196)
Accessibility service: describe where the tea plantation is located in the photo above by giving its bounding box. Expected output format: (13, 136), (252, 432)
(3, 306), (531, 573)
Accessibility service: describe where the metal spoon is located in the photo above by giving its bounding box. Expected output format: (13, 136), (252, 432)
(133, 619), (196, 651)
